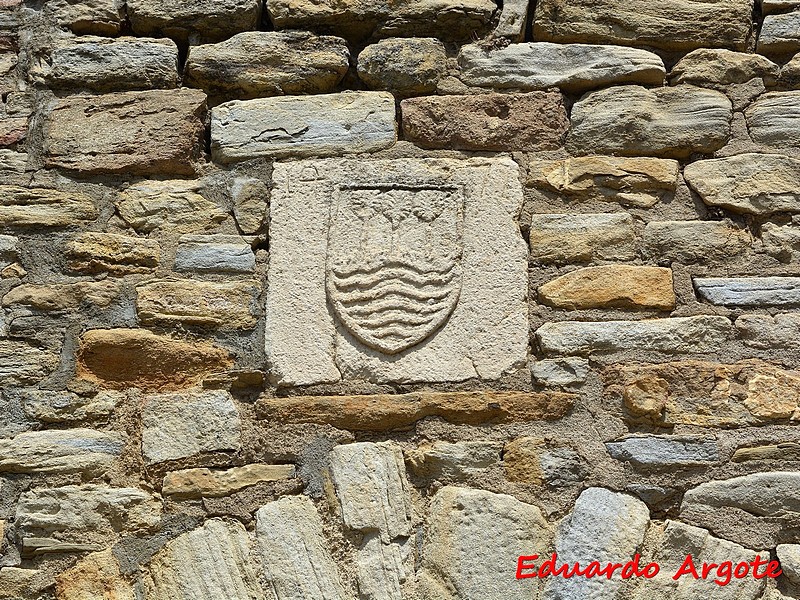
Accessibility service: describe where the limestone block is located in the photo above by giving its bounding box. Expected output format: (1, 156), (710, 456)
(128, 0), (261, 43)
(0, 429), (124, 475)
(66, 232), (159, 275)
(746, 92), (800, 148)
(211, 92), (396, 163)
(642, 221), (750, 264)
(355, 534), (408, 600)
(174, 235), (255, 273)
(759, 11), (800, 57)
(265, 157), (528, 385)
(529, 213), (635, 264)
(670, 48), (780, 87)
(0, 185), (96, 227)
(3, 281), (121, 311)
(605, 435), (719, 467)
(694, 277), (800, 306)
(357, 38), (447, 94)
(162, 464), (295, 499)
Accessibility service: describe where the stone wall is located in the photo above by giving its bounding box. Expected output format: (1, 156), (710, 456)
(1, 0), (800, 598)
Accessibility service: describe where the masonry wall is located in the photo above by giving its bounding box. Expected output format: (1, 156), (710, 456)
(1, 0), (800, 598)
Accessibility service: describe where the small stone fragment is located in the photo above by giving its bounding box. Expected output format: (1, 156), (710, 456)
(492, 0), (528, 40)
(66, 232), (160, 275)
(529, 213), (635, 264)
(746, 92), (800, 148)
(0, 429), (124, 475)
(503, 437), (545, 483)
(231, 177), (267, 234)
(55, 549), (134, 600)
(358, 38), (447, 94)
(642, 221), (750, 264)
(694, 276), (800, 306)
(732, 443), (800, 462)
(670, 48), (780, 87)
(0, 185), (97, 227)
(406, 441), (502, 480)
(128, 0), (261, 43)
(162, 464), (295, 499)
(174, 235), (255, 273)
(606, 435), (719, 467)
(531, 357), (590, 387)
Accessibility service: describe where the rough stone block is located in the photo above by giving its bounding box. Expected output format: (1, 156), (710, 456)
(670, 48), (780, 87)
(3, 281), (120, 311)
(0, 429), (124, 475)
(358, 38), (447, 95)
(759, 11), (800, 57)
(777, 544), (800, 584)
(682, 471), (800, 516)
(55, 549), (133, 600)
(531, 357), (590, 387)
(762, 222), (800, 262)
(642, 221), (750, 264)
(737, 313), (800, 350)
(19, 389), (123, 423)
(746, 92), (800, 148)
(174, 235), (255, 273)
(0, 186), (97, 227)
(66, 232), (160, 275)
(405, 441), (502, 479)
(606, 435), (719, 467)
(529, 213), (635, 264)
(493, 0), (528, 40)
(128, 0), (261, 43)
(0, 340), (59, 385)
(45, 0), (124, 36)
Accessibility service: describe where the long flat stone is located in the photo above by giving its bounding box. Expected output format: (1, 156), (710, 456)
(0, 185), (97, 227)
(211, 92), (396, 163)
(0, 429), (124, 475)
(20, 389), (123, 422)
(642, 220), (751, 264)
(682, 471), (800, 516)
(605, 435), (719, 467)
(694, 277), (800, 306)
(128, 0), (260, 43)
(458, 43), (665, 92)
(746, 92), (800, 148)
(529, 213), (635, 263)
(66, 232), (160, 275)
(174, 234), (255, 273)
(162, 464), (295, 499)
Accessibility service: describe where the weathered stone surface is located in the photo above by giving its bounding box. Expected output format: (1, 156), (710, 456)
(401, 92), (568, 151)
(358, 38), (447, 94)
(544, 488), (649, 599)
(529, 213), (635, 264)
(174, 235), (255, 273)
(55, 549), (134, 600)
(642, 220), (750, 264)
(43, 89), (206, 176)
(531, 357), (590, 387)
(419, 486), (552, 600)
(184, 31), (349, 100)
(568, 85), (732, 158)
(777, 544), (800, 584)
(684, 153), (800, 214)
(733, 442), (800, 462)
(0, 429), (123, 475)
(3, 281), (120, 311)
(20, 390), (123, 422)
(0, 52), (16, 94)
(458, 43), (664, 92)
(143, 519), (265, 600)
(694, 276), (800, 306)
(66, 232), (160, 275)
(141, 389), (241, 464)
(231, 177), (268, 234)
(670, 48), (780, 87)
(136, 279), (259, 329)
(539, 266), (675, 310)
(763, 222), (800, 262)
(531, 156), (678, 208)
(746, 92), (800, 147)
(406, 441), (501, 480)
(682, 471), (800, 516)
(355, 534), (409, 600)
(781, 52), (800, 87)
(45, 0), (124, 35)
(503, 437), (545, 483)
(759, 12), (800, 57)
(0, 568), (48, 599)
(533, 0), (753, 52)
(212, 92), (396, 163)
(16, 485), (161, 540)
(737, 313), (800, 350)
(256, 391), (575, 430)
(537, 316), (732, 356)
(117, 179), (227, 234)
(162, 464), (295, 499)
(632, 521), (768, 599)
(34, 36), (179, 92)
(0, 340), (59, 385)
(256, 496), (348, 600)
(77, 329), (233, 391)
(128, 0), (261, 43)
(266, 0), (496, 42)
(606, 435), (719, 467)
(0, 185), (97, 227)
(266, 157), (528, 385)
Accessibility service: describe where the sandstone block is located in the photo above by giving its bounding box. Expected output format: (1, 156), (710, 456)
(568, 85), (732, 158)
(538, 265), (675, 310)
(406, 441), (501, 480)
(266, 157), (528, 385)
(670, 48), (780, 87)
(3, 281), (120, 311)
(184, 31), (349, 100)
(128, 0), (261, 43)
(531, 357), (590, 387)
(357, 38), (447, 95)
(162, 464), (295, 499)
(529, 213), (635, 264)
(777, 545), (800, 584)
(136, 279), (259, 329)
(141, 389), (241, 464)
(0, 340), (59, 385)
(174, 234), (255, 273)
(0, 568), (47, 599)
(45, 0), (124, 35)
(684, 153), (800, 214)
(55, 549), (133, 600)
(66, 232), (159, 275)
(458, 43), (665, 92)
(605, 435), (718, 467)
(642, 220), (750, 264)
(0, 185), (97, 227)
(43, 89), (206, 176)
(211, 92), (396, 163)
(401, 92), (568, 151)
(694, 276), (800, 306)
(0, 429), (124, 475)
(76, 328), (233, 391)
(503, 437), (546, 483)
(746, 92), (800, 148)
(536, 315), (733, 356)
(533, 0), (753, 52)
(19, 390), (123, 423)
(759, 12), (800, 57)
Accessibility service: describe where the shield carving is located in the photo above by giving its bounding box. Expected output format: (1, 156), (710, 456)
(326, 185), (464, 355)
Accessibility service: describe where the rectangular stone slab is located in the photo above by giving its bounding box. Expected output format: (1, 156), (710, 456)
(694, 276), (800, 306)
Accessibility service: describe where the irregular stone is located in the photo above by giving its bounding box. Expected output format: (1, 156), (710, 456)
(76, 328), (233, 391)
(746, 92), (800, 148)
(684, 153), (800, 214)
(143, 519), (265, 600)
(328, 442), (412, 541)
(43, 89), (206, 176)
(256, 496), (348, 600)
(759, 12), (800, 57)
(733, 442), (800, 462)
(632, 521), (769, 599)
(0, 52), (16, 95)
(529, 213), (635, 264)
(141, 389), (241, 464)
(162, 464), (295, 499)
(184, 31), (349, 100)
(419, 486), (552, 600)
(357, 37), (447, 94)
(128, 0), (261, 43)
(538, 265), (675, 310)
(136, 279), (259, 329)
(0, 185), (97, 227)
(117, 179), (227, 234)
(256, 391), (575, 430)
(0, 340), (59, 385)
(694, 276), (800, 306)
(531, 357), (590, 387)
(737, 313), (800, 350)
(20, 389), (123, 422)
(0, 428), (123, 475)
(568, 85), (732, 158)
(0, 149), (26, 173)
(543, 487), (649, 600)
(606, 435), (718, 467)
(66, 232), (160, 275)
(231, 177), (267, 234)
(34, 36), (179, 92)
(266, 157), (528, 385)
(536, 316), (732, 356)
(781, 51), (800, 87)
(777, 544), (800, 584)
(3, 280), (120, 311)
(533, 0), (753, 52)
(55, 549), (134, 600)
(670, 48), (780, 87)
(0, 568), (48, 599)
(174, 235), (255, 273)
(406, 441), (501, 480)
(762, 222), (800, 262)
(540, 448), (587, 486)
(45, 0), (124, 35)
(642, 220), (750, 264)
(0, 110), (26, 147)
(355, 534), (408, 600)
(401, 92), (568, 151)
(682, 471), (800, 516)
(458, 43), (665, 92)
(531, 155), (678, 208)
(493, 0), (528, 40)
(503, 437), (545, 483)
